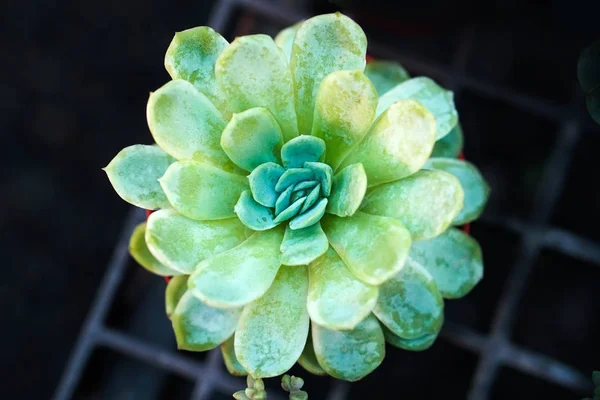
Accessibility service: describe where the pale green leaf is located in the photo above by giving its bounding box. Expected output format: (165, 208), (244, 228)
(235, 265), (309, 378)
(290, 13), (367, 134)
(373, 258), (444, 339)
(164, 26), (231, 118)
(424, 158), (490, 225)
(298, 333), (327, 376)
(188, 228), (284, 308)
(311, 69), (377, 169)
(364, 60), (410, 96)
(166, 275), (189, 318)
(221, 335), (248, 376)
(160, 161), (248, 221)
(216, 34), (298, 141)
(129, 222), (181, 276)
(280, 223), (329, 266)
(409, 228), (483, 299)
(383, 320), (441, 351)
(312, 314), (385, 382)
(147, 80), (238, 172)
(361, 170), (464, 241)
(234, 190), (277, 231)
(338, 99), (436, 187)
(431, 123), (463, 158)
(104, 144), (174, 209)
(281, 135), (326, 168)
(274, 22), (302, 60)
(221, 107), (283, 172)
(308, 247), (378, 330)
(326, 163), (367, 217)
(146, 209), (247, 274)
(172, 291), (241, 351)
(322, 212), (411, 285)
(377, 77), (458, 139)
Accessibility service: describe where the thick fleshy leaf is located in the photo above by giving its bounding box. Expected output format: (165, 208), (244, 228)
(291, 13), (367, 134)
(311, 69), (377, 169)
(129, 222), (181, 276)
(308, 247), (378, 330)
(275, 185), (295, 215)
(221, 335), (247, 376)
(298, 333), (327, 376)
(365, 60), (410, 96)
(289, 198), (328, 230)
(361, 170), (464, 241)
(322, 212), (411, 285)
(274, 22), (302, 60)
(383, 321), (441, 351)
(216, 34), (298, 141)
(221, 107), (283, 171)
(281, 223), (329, 266)
(146, 209), (247, 273)
(147, 80), (237, 171)
(248, 162), (285, 208)
(164, 27), (230, 117)
(188, 228), (284, 308)
(165, 275), (189, 318)
(431, 123), (463, 158)
(312, 314), (385, 382)
(424, 158), (490, 225)
(281, 135), (326, 168)
(234, 190), (277, 231)
(104, 145), (174, 209)
(304, 162), (332, 196)
(409, 228), (483, 299)
(235, 265), (309, 378)
(160, 161), (248, 221)
(376, 77), (458, 139)
(326, 163), (367, 217)
(338, 99), (436, 187)
(274, 197), (306, 223)
(373, 258), (444, 339)
(276, 168), (315, 192)
(300, 185), (321, 213)
(172, 291), (242, 351)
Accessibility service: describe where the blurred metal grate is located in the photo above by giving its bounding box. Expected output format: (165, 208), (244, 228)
(53, 1), (600, 399)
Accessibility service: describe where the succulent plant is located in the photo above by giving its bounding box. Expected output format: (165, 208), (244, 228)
(105, 12), (489, 389)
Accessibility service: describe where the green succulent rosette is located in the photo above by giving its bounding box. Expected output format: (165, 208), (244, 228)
(105, 12), (490, 382)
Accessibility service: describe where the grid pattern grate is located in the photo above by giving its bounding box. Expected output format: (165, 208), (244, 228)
(53, 1), (600, 399)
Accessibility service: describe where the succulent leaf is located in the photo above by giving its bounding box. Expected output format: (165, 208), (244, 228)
(382, 318), (441, 351)
(171, 291), (242, 351)
(307, 247), (378, 330)
(216, 34), (299, 141)
(274, 22), (302, 60)
(289, 198), (328, 230)
(129, 222), (181, 276)
(221, 335), (248, 376)
(424, 157), (490, 225)
(165, 275), (189, 318)
(188, 228), (284, 308)
(431, 123), (464, 158)
(312, 314), (385, 381)
(339, 99), (437, 187)
(311, 69), (378, 169)
(364, 60), (411, 96)
(147, 80), (238, 171)
(146, 209), (247, 274)
(322, 212), (411, 285)
(304, 162), (333, 196)
(377, 77), (458, 139)
(291, 13), (367, 133)
(280, 223), (329, 266)
(326, 163), (367, 217)
(104, 144), (174, 209)
(281, 135), (326, 168)
(298, 333), (327, 375)
(373, 257), (444, 339)
(361, 170), (464, 241)
(221, 107), (284, 171)
(164, 26), (231, 118)
(409, 228), (483, 299)
(235, 265), (310, 378)
(234, 191), (277, 231)
(248, 162), (285, 208)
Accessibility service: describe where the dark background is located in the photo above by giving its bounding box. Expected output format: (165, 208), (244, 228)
(2, 0), (599, 399)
